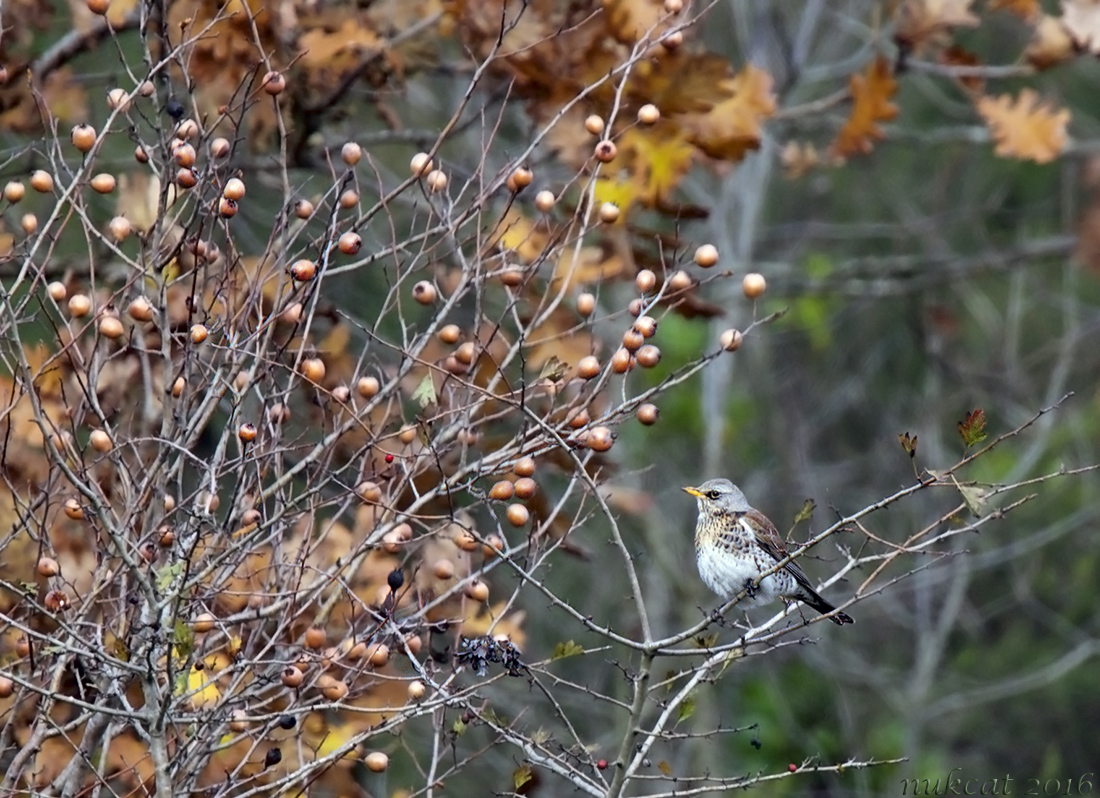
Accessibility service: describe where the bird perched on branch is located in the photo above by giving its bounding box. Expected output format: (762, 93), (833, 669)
(683, 478), (853, 625)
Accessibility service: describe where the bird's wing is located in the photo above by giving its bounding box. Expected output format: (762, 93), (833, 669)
(742, 509), (815, 591)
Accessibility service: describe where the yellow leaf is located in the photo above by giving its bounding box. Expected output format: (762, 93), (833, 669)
(492, 209), (550, 263)
(976, 89), (1070, 164)
(553, 245), (625, 291)
(183, 663), (222, 709)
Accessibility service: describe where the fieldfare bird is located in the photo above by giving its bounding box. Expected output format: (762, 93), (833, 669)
(683, 478), (853, 625)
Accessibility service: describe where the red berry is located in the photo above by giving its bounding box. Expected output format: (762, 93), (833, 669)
(385, 453), (394, 464)
(788, 764), (797, 773)
(597, 759), (608, 770)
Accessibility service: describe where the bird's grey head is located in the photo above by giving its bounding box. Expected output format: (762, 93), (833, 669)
(682, 478), (750, 513)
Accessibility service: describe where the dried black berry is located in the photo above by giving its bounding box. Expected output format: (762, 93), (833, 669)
(166, 99), (184, 119)
(264, 748), (282, 768)
(278, 714), (295, 729)
(387, 567), (404, 592)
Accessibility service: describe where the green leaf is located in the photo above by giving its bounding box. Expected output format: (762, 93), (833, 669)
(793, 499), (815, 524)
(413, 374), (436, 408)
(174, 620), (195, 659)
(513, 765), (534, 790)
(538, 355), (567, 383)
(452, 718), (467, 735)
(958, 485), (987, 517)
(693, 633), (719, 648)
(957, 408), (987, 448)
(898, 432), (918, 458)
(552, 640), (584, 660)
(156, 562), (183, 592)
(677, 695), (696, 723)
(658, 760), (672, 776)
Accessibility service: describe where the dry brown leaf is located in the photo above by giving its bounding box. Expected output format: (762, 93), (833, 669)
(681, 64), (776, 161)
(602, 0), (669, 45)
(832, 56), (899, 157)
(780, 141), (821, 179)
(1026, 15), (1077, 68)
(976, 89), (1071, 163)
(1062, 0), (1100, 53)
(895, 0), (980, 51)
(989, 0), (1041, 18)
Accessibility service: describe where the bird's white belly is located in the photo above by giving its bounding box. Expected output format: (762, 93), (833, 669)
(696, 546), (783, 605)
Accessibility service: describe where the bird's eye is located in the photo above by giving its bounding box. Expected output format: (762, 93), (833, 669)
(706, 490), (720, 500)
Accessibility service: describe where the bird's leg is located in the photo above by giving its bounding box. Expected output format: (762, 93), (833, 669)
(742, 577), (759, 599)
(709, 606), (727, 626)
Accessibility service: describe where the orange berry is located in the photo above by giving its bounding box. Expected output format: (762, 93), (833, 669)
(356, 481), (382, 503)
(21, 214), (37, 235)
(99, 316), (124, 339)
(68, 294), (92, 318)
(321, 679), (348, 701)
(294, 199), (314, 218)
(661, 30), (683, 51)
(694, 244), (719, 268)
(218, 197), (238, 218)
(489, 480), (515, 501)
(341, 141), (362, 165)
(91, 173), (116, 194)
(356, 376), (380, 398)
(438, 324), (461, 345)
(513, 477), (537, 499)
(506, 503), (529, 527)
(107, 88), (130, 111)
(30, 170), (53, 193)
(64, 497), (85, 520)
(176, 168), (198, 189)
(637, 403), (659, 425)
(637, 103), (660, 125)
(584, 115), (605, 135)
(412, 280), (437, 304)
(587, 426), (614, 452)
(595, 140), (617, 163)
(598, 202), (620, 224)
(71, 123), (96, 153)
(3, 181), (25, 202)
(238, 423), (257, 443)
(47, 282), (67, 302)
(262, 71), (286, 95)
(305, 626), (326, 649)
(426, 170), (448, 192)
(611, 348), (633, 373)
(190, 324), (208, 344)
(128, 296), (153, 322)
(109, 216), (132, 241)
(465, 579), (490, 601)
(668, 270), (692, 292)
(636, 344), (661, 367)
(635, 269), (656, 293)
(511, 166), (533, 190)
(742, 273), (766, 299)
(339, 189), (359, 208)
(720, 328), (743, 352)
(210, 137), (230, 158)
(193, 612), (216, 633)
(410, 152), (433, 177)
(290, 259), (317, 282)
(364, 752), (389, 772)
(534, 190), (555, 213)
(407, 680), (426, 700)
(433, 559), (455, 580)
(577, 355), (600, 380)
(633, 316), (657, 338)
(368, 642), (390, 667)
(37, 556), (60, 577)
(577, 292), (596, 316)
(301, 358), (326, 383)
(173, 142), (196, 168)
(281, 665), (304, 688)
(338, 231), (361, 254)
(622, 329), (644, 352)
(89, 429), (112, 453)
(223, 177), (246, 201)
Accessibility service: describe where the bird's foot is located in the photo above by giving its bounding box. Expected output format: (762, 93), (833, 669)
(742, 578), (759, 599)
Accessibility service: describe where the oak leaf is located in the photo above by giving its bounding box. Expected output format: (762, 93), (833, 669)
(894, 0), (979, 52)
(602, 0), (668, 45)
(976, 89), (1070, 164)
(1062, 0), (1100, 53)
(989, 0), (1041, 18)
(832, 56), (899, 157)
(681, 64), (776, 161)
(1026, 15), (1077, 69)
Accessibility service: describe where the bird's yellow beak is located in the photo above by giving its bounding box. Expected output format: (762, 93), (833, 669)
(682, 486), (704, 498)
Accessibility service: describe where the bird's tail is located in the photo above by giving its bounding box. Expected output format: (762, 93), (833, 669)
(796, 588), (854, 625)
